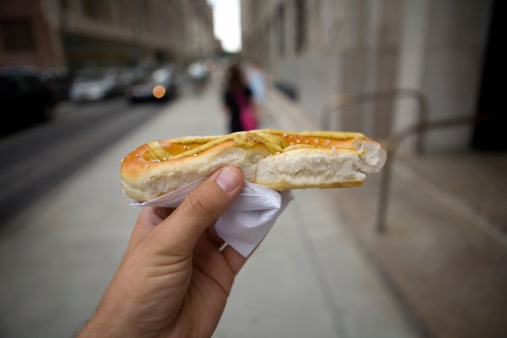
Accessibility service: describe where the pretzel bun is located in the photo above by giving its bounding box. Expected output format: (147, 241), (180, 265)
(120, 129), (386, 201)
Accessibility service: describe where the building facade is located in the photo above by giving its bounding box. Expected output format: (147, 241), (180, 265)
(0, 0), (218, 70)
(242, 0), (501, 151)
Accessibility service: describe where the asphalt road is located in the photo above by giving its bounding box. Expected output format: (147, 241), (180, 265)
(0, 97), (174, 226)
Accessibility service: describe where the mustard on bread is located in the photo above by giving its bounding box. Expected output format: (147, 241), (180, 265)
(120, 129), (387, 202)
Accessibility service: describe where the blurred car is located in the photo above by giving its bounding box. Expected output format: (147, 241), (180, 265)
(0, 67), (56, 136)
(126, 67), (180, 103)
(69, 67), (122, 102)
(40, 67), (72, 102)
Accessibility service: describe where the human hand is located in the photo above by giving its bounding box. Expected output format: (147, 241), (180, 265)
(77, 166), (245, 338)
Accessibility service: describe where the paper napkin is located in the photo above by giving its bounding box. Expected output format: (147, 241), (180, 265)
(131, 179), (294, 257)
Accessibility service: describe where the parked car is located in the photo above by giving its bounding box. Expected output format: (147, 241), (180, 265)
(0, 67), (56, 136)
(69, 67), (122, 102)
(126, 67), (180, 103)
(40, 67), (72, 102)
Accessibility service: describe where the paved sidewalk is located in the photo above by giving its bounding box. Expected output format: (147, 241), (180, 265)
(266, 86), (507, 338)
(0, 79), (421, 338)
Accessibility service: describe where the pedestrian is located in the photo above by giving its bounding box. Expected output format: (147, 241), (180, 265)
(222, 63), (258, 132)
(76, 166), (248, 338)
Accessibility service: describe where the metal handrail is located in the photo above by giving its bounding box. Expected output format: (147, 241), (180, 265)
(321, 88), (429, 153)
(319, 89), (498, 234)
(375, 114), (496, 233)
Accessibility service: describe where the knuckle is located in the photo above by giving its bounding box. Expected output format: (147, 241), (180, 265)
(186, 192), (214, 215)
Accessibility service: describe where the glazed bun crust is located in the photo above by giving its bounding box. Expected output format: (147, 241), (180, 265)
(120, 129), (386, 202)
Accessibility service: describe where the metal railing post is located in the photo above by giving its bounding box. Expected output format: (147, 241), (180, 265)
(319, 89), (495, 234)
(374, 115), (484, 233)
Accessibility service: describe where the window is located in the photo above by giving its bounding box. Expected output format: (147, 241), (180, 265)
(82, 0), (110, 20)
(0, 19), (36, 51)
(278, 3), (285, 56)
(295, 0), (306, 54)
(60, 0), (69, 10)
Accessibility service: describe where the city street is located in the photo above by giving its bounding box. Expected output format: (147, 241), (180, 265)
(0, 97), (173, 225)
(1, 72), (506, 338)
(1, 1), (505, 337)
(0, 77), (421, 338)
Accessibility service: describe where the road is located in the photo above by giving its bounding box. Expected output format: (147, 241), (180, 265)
(0, 97), (176, 226)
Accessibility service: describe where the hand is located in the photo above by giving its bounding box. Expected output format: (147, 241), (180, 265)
(77, 166), (245, 338)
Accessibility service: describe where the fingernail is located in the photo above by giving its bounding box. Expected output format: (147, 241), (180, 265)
(216, 167), (239, 192)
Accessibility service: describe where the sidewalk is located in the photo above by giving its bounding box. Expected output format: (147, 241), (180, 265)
(216, 85), (422, 336)
(0, 79), (422, 338)
(266, 88), (507, 338)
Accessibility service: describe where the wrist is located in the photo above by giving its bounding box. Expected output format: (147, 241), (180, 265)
(77, 303), (137, 338)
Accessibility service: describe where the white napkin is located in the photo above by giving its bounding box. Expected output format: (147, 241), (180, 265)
(131, 179), (294, 257)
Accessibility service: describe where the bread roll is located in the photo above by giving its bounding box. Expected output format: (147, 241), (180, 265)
(120, 129), (386, 202)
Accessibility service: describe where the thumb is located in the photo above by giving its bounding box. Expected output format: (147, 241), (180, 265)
(149, 166), (244, 255)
